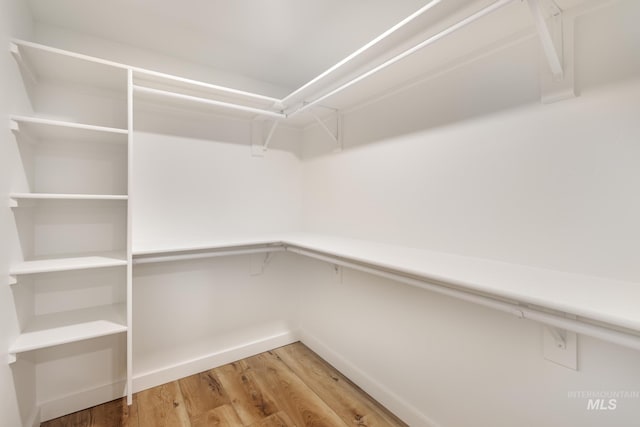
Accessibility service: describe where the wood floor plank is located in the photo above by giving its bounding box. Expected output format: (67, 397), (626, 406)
(41, 410), (91, 427)
(213, 360), (280, 425)
(247, 411), (296, 427)
(178, 370), (230, 419)
(89, 397), (138, 427)
(136, 381), (191, 427)
(243, 350), (350, 427)
(274, 343), (408, 426)
(189, 404), (244, 427)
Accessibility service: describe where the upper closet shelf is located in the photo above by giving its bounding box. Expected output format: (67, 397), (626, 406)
(10, 116), (128, 144)
(11, 39), (127, 92)
(131, 233), (640, 351)
(8, 0), (571, 128)
(10, 252), (127, 276)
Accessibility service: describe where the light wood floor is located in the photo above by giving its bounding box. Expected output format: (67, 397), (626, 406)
(41, 342), (407, 427)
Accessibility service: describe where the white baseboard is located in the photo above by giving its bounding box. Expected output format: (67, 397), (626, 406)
(132, 330), (298, 393)
(297, 329), (441, 427)
(39, 380), (126, 422)
(24, 406), (40, 427)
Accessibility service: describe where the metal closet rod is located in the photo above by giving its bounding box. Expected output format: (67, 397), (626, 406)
(287, 0), (517, 117)
(132, 85), (287, 119)
(280, 0), (444, 105)
(285, 246), (640, 352)
(133, 246), (284, 265)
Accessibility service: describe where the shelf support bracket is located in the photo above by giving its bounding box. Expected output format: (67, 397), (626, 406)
(9, 43), (37, 84)
(251, 119), (280, 157)
(527, 0), (575, 103)
(250, 252), (274, 276)
(8, 276), (17, 286)
(543, 324), (577, 370)
(7, 353), (16, 365)
(547, 326), (567, 349)
(309, 110), (343, 152)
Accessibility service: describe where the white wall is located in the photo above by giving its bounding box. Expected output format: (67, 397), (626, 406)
(130, 104), (304, 389)
(133, 252), (300, 389)
(1, 1), (36, 426)
(299, 1), (640, 426)
(132, 107), (303, 247)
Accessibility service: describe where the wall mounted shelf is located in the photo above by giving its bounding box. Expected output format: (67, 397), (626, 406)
(9, 193), (128, 208)
(131, 232), (640, 352)
(10, 115), (128, 144)
(8, 303), (127, 360)
(10, 39), (127, 91)
(10, 252), (128, 276)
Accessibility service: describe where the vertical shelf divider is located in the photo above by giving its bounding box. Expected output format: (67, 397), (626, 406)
(126, 68), (134, 406)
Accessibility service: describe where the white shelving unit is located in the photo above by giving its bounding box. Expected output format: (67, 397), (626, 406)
(8, 36), (132, 412)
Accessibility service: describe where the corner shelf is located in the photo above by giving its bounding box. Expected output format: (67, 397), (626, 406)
(131, 233), (640, 351)
(8, 303), (127, 357)
(10, 115), (128, 144)
(9, 252), (128, 276)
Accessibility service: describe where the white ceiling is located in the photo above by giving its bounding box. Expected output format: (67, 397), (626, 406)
(27, 0), (433, 92)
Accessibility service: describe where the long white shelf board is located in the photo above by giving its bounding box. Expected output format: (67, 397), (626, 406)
(10, 251), (127, 275)
(10, 116), (128, 144)
(9, 304), (127, 355)
(132, 233), (640, 333)
(10, 193), (128, 201)
(132, 235), (285, 256)
(11, 40), (127, 92)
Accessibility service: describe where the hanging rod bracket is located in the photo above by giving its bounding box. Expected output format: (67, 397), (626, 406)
(8, 276), (17, 286)
(7, 353), (16, 365)
(250, 251), (274, 276)
(527, 0), (576, 103)
(309, 109), (343, 152)
(543, 324), (577, 370)
(251, 119), (280, 157)
(547, 326), (567, 349)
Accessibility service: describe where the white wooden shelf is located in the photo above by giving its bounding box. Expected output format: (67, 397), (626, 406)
(9, 193), (128, 208)
(280, 233), (640, 332)
(9, 304), (127, 356)
(10, 115), (128, 144)
(10, 252), (127, 276)
(131, 233), (640, 349)
(133, 235), (284, 256)
(11, 39), (127, 92)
